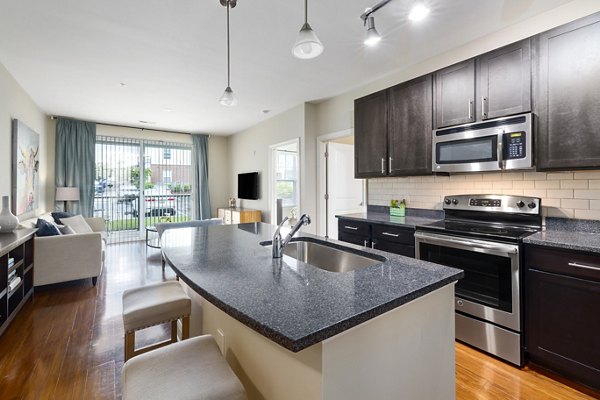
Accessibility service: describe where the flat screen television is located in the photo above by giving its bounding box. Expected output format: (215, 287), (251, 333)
(238, 172), (259, 200)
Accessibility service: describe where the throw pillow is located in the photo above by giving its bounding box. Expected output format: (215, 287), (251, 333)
(58, 225), (76, 235)
(60, 215), (93, 234)
(36, 219), (61, 237)
(51, 211), (75, 224)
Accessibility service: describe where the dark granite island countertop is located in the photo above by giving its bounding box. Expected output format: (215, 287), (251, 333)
(161, 222), (462, 353)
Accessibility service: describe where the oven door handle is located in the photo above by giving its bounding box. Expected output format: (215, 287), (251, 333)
(414, 231), (519, 256)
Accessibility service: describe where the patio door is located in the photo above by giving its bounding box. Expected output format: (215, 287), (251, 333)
(95, 136), (192, 243)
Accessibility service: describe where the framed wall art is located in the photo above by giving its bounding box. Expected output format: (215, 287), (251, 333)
(12, 119), (40, 218)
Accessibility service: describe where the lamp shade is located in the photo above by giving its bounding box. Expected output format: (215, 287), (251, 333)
(56, 187), (80, 201)
(292, 23), (324, 59)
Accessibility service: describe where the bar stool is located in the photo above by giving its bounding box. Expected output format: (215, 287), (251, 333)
(121, 335), (246, 400)
(122, 280), (191, 361)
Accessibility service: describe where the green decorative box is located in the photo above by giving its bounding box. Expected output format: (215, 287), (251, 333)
(390, 206), (405, 217)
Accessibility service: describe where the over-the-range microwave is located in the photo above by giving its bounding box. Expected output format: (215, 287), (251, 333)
(432, 113), (533, 173)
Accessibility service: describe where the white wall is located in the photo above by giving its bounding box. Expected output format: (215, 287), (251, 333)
(0, 61), (53, 216)
(96, 124), (229, 217)
(227, 104), (306, 225)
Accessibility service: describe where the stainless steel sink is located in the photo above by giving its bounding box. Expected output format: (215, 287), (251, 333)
(263, 239), (385, 272)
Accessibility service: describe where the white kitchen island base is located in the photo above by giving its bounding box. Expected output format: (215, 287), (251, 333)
(182, 282), (456, 400)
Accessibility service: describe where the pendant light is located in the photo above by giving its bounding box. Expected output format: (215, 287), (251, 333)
(292, 0), (324, 59)
(219, 0), (238, 106)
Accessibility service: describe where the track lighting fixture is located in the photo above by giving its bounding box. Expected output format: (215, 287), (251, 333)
(361, 1), (430, 47)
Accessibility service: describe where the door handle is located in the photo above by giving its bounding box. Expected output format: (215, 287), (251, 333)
(382, 232), (400, 238)
(568, 262), (600, 271)
(388, 157), (393, 172)
(381, 158), (385, 174)
(363, 240), (369, 247)
(344, 226), (358, 231)
(371, 241), (377, 249)
(481, 97), (488, 119)
(468, 100), (474, 120)
(498, 134), (504, 169)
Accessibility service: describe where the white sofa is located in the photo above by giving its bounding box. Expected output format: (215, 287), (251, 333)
(21, 213), (106, 287)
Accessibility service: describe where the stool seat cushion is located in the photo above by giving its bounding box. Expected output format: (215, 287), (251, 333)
(121, 335), (246, 400)
(122, 281), (191, 332)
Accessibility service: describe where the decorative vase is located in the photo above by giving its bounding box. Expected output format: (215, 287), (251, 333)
(0, 196), (19, 233)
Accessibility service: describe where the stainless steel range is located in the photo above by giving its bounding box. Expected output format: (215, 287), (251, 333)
(415, 194), (542, 366)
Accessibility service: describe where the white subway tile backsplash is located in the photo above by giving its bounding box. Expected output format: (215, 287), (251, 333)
(546, 189), (573, 199)
(368, 170), (600, 220)
(560, 199), (589, 209)
(574, 171), (600, 180)
(535, 180), (560, 189)
(560, 180), (588, 189)
(546, 172), (573, 180)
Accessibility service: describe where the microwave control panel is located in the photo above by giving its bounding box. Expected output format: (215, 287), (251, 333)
(504, 132), (526, 159)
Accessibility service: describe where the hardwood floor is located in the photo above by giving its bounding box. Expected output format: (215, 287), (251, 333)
(0, 241), (598, 399)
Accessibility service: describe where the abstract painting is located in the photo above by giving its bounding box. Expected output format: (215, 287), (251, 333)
(12, 119), (40, 218)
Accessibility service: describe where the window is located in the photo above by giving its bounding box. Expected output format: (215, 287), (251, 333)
(163, 148), (171, 160)
(275, 150), (298, 207)
(162, 170), (172, 184)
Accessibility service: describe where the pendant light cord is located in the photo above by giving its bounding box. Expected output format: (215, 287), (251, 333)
(226, 0), (231, 87)
(304, 0), (308, 24)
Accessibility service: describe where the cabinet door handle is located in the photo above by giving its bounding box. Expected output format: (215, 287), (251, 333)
(468, 100), (474, 120)
(363, 240), (369, 247)
(481, 97), (487, 119)
(568, 262), (600, 271)
(381, 157), (385, 174)
(344, 226), (358, 231)
(382, 232), (399, 238)
(371, 241), (377, 249)
(388, 157), (393, 172)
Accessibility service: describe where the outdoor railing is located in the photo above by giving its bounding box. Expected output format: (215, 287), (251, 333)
(93, 193), (192, 233)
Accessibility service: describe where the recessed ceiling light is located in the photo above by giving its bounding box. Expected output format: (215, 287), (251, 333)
(408, 4), (429, 22)
(162, 108), (173, 113)
(119, 82), (127, 87)
(262, 109), (271, 114)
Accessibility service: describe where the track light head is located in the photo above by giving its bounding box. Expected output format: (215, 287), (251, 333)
(364, 16), (381, 46)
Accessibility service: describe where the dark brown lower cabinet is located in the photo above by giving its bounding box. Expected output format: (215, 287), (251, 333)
(525, 245), (600, 391)
(337, 218), (415, 258)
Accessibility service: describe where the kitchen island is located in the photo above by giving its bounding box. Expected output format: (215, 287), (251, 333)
(162, 222), (462, 400)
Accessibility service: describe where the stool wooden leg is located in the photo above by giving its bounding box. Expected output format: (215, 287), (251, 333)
(125, 331), (136, 361)
(171, 320), (178, 343)
(182, 315), (190, 340)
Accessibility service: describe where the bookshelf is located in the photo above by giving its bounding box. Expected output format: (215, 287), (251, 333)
(0, 229), (36, 335)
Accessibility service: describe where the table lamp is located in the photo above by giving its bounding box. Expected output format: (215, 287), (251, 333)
(56, 187), (80, 212)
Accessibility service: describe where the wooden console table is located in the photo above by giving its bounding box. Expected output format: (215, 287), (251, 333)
(0, 229), (36, 336)
(217, 208), (262, 225)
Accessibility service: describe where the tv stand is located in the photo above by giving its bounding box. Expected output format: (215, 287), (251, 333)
(217, 208), (262, 225)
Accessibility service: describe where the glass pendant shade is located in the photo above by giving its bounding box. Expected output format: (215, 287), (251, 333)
(293, 22), (324, 59)
(219, 86), (238, 107)
(364, 16), (381, 46)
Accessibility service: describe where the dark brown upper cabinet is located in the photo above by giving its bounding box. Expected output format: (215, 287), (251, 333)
(434, 59), (476, 128)
(477, 39), (531, 120)
(534, 13), (600, 170)
(354, 75), (433, 178)
(388, 75), (433, 176)
(434, 39), (531, 129)
(354, 90), (388, 178)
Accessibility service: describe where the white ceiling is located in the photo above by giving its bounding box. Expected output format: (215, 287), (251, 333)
(0, 0), (571, 135)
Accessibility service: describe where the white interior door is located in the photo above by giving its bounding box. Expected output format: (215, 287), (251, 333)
(327, 142), (365, 239)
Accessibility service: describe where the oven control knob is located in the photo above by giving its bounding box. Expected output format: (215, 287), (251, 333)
(452, 199), (459, 205)
(528, 202), (537, 209)
(516, 201), (525, 208)
(444, 198), (451, 205)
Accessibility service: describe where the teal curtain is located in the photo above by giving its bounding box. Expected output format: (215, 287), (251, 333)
(55, 118), (96, 216)
(192, 134), (212, 219)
